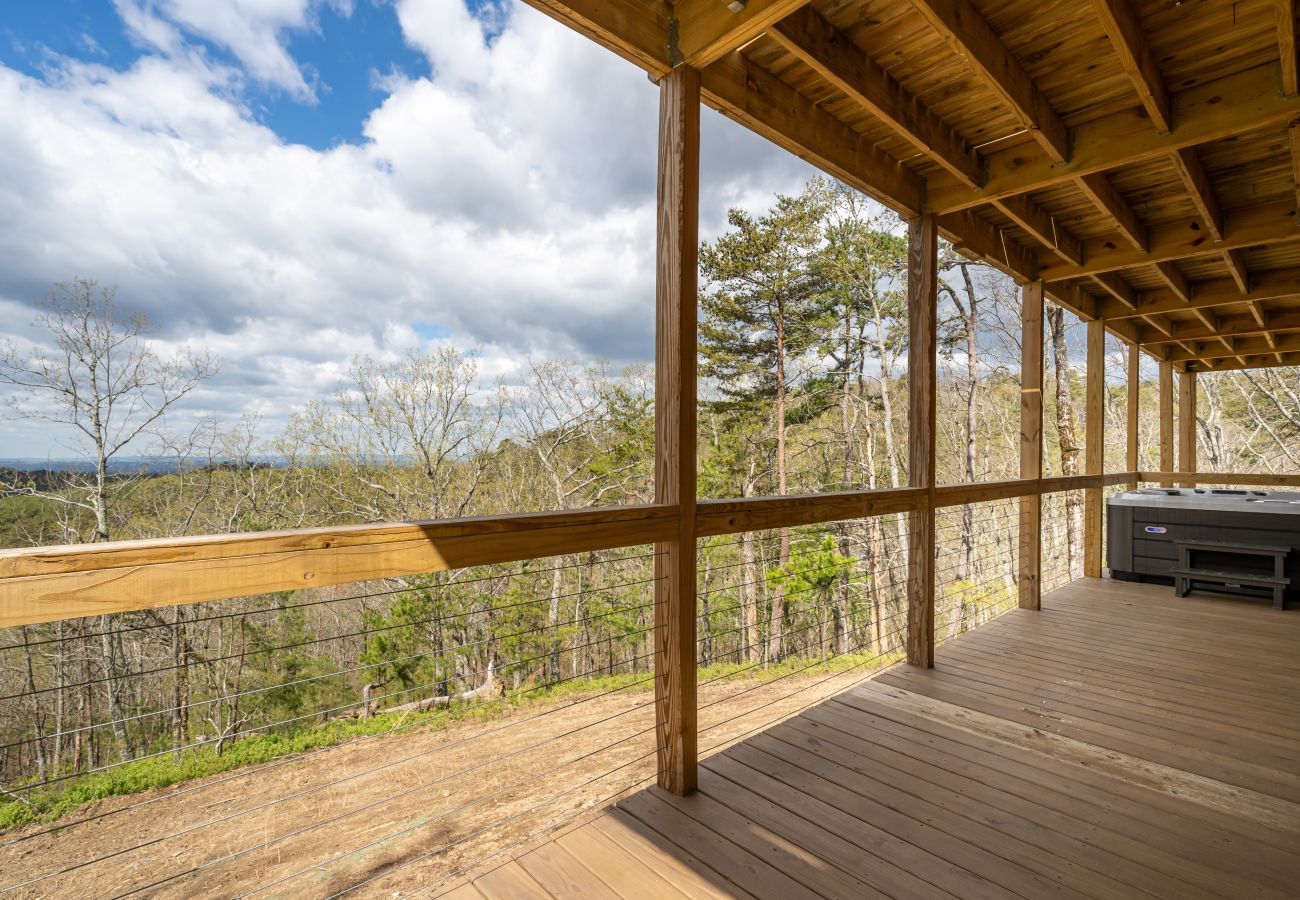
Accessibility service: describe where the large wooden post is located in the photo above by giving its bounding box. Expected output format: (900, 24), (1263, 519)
(906, 212), (937, 668)
(1127, 342), (1140, 489)
(1178, 370), (1197, 487)
(1084, 319), (1105, 578)
(1018, 282), (1044, 610)
(1158, 359), (1174, 487)
(654, 65), (699, 796)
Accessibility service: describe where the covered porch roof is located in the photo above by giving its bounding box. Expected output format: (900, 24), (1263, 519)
(527, 0), (1300, 372)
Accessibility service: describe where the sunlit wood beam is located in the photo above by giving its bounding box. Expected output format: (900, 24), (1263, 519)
(1170, 148), (1223, 241)
(1223, 249), (1250, 293)
(1090, 271), (1139, 310)
(769, 6), (983, 187)
(908, 0), (1069, 162)
(993, 195), (1086, 266)
(1279, 0), (1298, 97)
(1076, 172), (1149, 252)
(672, 0), (811, 68)
(1092, 0), (1171, 132)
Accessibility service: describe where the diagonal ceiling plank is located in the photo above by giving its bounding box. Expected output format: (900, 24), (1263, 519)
(1279, 0), (1299, 97)
(1092, 0), (1171, 133)
(907, 0), (1069, 163)
(769, 6), (983, 188)
(672, 0), (811, 68)
(1222, 249), (1250, 293)
(1170, 148), (1224, 242)
(926, 63), (1300, 214)
(1076, 172), (1149, 252)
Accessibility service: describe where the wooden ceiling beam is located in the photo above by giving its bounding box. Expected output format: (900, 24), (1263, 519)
(926, 63), (1300, 215)
(1248, 300), (1269, 329)
(1092, 0), (1171, 133)
(1182, 351), (1300, 373)
(992, 194), (1086, 266)
(1170, 148), (1224, 242)
(700, 53), (924, 215)
(1076, 172), (1149, 253)
(1089, 271), (1138, 310)
(1151, 261), (1191, 303)
(1223, 249), (1250, 293)
(1097, 266), (1300, 319)
(521, 0), (672, 76)
(1038, 199), (1300, 281)
(1279, 0), (1298, 97)
(671, 0), (811, 68)
(768, 6), (983, 187)
(937, 211), (1036, 283)
(907, 0), (1069, 163)
(1136, 308), (1300, 344)
(1162, 332), (1300, 362)
(1290, 120), (1300, 224)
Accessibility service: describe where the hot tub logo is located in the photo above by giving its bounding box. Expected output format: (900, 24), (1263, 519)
(1144, 526), (1168, 534)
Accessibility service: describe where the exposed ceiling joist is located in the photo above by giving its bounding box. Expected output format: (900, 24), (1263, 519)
(1076, 172), (1149, 252)
(1151, 261), (1191, 303)
(1279, 0), (1298, 97)
(1170, 148), (1224, 241)
(1090, 271), (1138, 309)
(1223, 249), (1250, 293)
(1183, 351), (1300, 372)
(1037, 199), (1300, 281)
(1290, 120), (1300, 223)
(671, 0), (811, 68)
(521, 0), (671, 76)
(768, 6), (983, 187)
(1163, 332), (1300, 362)
(908, 0), (1069, 163)
(992, 195), (1085, 266)
(1096, 266), (1300, 319)
(1092, 0), (1171, 132)
(1137, 308), (1300, 344)
(925, 63), (1300, 214)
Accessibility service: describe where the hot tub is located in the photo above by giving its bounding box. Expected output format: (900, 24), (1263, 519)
(1106, 487), (1300, 603)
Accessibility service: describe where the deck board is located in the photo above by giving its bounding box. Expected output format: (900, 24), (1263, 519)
(446, 578), (1300, 898)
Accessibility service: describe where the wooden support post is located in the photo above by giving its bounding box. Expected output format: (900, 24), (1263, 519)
(1019, 282), (1044, 609)
(654, 65), (699, 796)
(907, 212), (937, 667)
(1127, 342), (1139, 489)
(1159, 360), (1174, 487)
(1178, 370), (1197, 488)
(1084, 319), (1105, 578)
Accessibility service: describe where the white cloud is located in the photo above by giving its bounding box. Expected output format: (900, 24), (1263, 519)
(0, 0), (818, 457)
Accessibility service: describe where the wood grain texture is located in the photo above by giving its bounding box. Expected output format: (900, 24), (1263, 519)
(1091, 0), (1171, 133)
(672, 0), (810, 68)
(1127, 342), (1140, 489)
(1158, 360), (1174, 486)
(1170, 147), (1223, 241)
(654, 64), (700, 796)
(769, 5), (983, 188)
(1076, 172), (1148, 253)
(907, 213), (938, 667)
(696, 488), (925, 536)
(1097, 267), (1300, 320)
(908, 0), (1069, 162)
(1177, 370), (1197, 487)
(1019, 282), (1044, 610)
(1279, 0), (1298, 97)
(1083, 319), (1105, 578)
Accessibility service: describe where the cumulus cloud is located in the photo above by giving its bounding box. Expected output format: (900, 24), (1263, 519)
(0, 0), (817, 456)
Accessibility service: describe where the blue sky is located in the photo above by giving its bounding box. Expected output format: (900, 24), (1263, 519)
(0, 0), (818, 458)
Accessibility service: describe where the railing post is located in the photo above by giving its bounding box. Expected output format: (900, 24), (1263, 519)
(1084, 318), (1105, 578)
(1018, 282), (1044, 609)
(1158, 359), (1174, 487)
(653, 64), (699, 796)
(906, 212), (937, 668)
(1178, 371), (1197, 488)
(1127, 342), (1140, 490)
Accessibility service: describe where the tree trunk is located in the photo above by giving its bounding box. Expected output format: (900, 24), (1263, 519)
(1047, 306), (1084, 579)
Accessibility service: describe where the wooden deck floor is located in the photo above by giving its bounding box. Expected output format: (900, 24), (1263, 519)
(442, 578), (1300, 899)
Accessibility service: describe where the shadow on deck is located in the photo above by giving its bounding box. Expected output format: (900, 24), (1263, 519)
(441, 578), (1300, 899)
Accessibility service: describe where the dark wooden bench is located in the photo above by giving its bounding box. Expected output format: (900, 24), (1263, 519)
(1171, 539), (1290, 610)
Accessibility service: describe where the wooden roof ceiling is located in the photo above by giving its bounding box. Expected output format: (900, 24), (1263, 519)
(526, 0), (1300, 372)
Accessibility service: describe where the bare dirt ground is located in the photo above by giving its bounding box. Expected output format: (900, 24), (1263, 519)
(0, 664), (888, 899)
